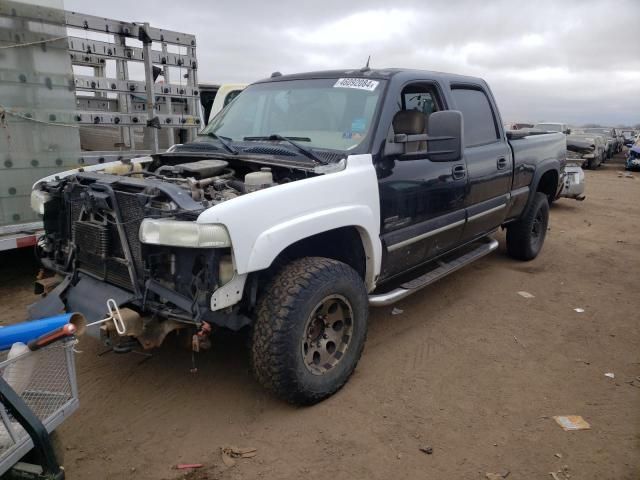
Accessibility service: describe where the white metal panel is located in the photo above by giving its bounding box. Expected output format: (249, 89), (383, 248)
(197, 154), (382, 290)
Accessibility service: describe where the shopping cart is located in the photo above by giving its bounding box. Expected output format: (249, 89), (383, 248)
(0, 333), (78, 479)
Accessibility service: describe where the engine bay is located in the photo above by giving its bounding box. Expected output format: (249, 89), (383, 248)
(116, 151), (315, 208)
(30, 150), (323, 333)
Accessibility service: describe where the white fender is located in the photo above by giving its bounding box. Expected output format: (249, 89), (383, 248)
(197, 154), (382, 290)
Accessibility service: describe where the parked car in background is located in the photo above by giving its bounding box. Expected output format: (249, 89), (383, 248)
(626, 146), (640, 171)
(572, 128), (608, 164)
(566, 132), (604, 169)
(626, 134), (640, 171)
(533, 122), (570, 134)
(504, 122), (534, 130)
(582, 128), (616, 158)
(611, 128), (624, 153)
(207, 83), (247, 123)
(622, 130), (638, 147)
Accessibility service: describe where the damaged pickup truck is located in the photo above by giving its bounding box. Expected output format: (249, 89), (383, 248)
(31, 69), (567, 404)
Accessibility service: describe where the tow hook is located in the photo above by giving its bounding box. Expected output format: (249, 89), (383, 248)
(190, 321), (213, 373)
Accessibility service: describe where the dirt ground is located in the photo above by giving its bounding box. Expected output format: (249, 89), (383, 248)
(0, 154), (638, 480)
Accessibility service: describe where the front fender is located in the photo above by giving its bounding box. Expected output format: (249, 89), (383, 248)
(248, 205), (379, 287)
(197, 154), (382, 290)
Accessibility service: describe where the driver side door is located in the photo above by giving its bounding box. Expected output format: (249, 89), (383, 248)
(377, 83), (468, 281)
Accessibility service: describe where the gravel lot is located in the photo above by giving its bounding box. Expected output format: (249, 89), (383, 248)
(0, 154), (638, 480)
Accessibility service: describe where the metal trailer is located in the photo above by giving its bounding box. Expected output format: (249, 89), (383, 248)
(0, 1), (201, 251)
(0, 338), (78, 479)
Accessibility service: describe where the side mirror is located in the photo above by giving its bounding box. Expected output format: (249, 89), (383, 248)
(384, 110), (463, 162)
(427, 110), (463, 162)
(564, 128), (571, 135)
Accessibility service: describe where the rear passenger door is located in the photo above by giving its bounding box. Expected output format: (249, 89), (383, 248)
(451, 86), (512, 242)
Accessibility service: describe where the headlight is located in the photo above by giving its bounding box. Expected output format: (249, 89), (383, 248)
(139, 219), (231, 248)
(30, 190), (50, 215)
(582, 153), (595, 159)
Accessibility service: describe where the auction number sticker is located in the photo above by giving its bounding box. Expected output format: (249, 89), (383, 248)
(334, 78), (379, 91)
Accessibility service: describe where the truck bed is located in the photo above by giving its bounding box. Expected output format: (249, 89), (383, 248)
(508, 131), (566, 191)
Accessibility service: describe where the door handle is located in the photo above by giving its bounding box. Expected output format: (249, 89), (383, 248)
(452, 164), (466, 179)
(497, 157), (508, 170)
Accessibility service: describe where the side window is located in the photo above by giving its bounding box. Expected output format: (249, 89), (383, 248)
(391, 83), (441, 134)
(223, 89), (242, 107)
(451, 87), (499, 147)
(403, 91), (437, 116)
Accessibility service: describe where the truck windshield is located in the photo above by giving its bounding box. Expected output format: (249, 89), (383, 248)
(201, 78), (385, 152)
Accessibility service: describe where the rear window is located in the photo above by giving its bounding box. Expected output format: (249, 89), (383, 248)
(451, 88), (499, 147)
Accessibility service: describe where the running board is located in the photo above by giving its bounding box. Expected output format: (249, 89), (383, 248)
(369, 237), (499, 307)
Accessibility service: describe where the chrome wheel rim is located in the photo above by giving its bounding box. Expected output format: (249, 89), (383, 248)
(302, 294), (354, 375)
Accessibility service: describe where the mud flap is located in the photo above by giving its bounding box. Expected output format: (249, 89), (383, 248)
(28, 274), (133, 337)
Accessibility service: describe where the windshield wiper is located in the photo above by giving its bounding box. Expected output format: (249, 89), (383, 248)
(199, 132), (238, 154)
(243, 134), (327, 165)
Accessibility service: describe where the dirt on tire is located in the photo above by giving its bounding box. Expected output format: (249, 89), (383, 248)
(251, 256), (368, 405)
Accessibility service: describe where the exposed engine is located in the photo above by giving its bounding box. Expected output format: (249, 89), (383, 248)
(31, 152), (314, 345)
(125, 158), (280, 206)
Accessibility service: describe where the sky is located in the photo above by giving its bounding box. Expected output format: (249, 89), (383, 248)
(64, 0), (640, 126)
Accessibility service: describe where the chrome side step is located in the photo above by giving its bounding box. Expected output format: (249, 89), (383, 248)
(369, 237), (499, 307)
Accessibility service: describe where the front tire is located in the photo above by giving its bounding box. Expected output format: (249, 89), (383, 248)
(506, 192), (549, 261)
(251, 257), (368, 405)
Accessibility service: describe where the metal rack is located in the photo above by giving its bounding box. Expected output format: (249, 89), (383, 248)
(0, 1), (202, 165)
(0, 1), (201, 236)
(64, 10), (201, 162)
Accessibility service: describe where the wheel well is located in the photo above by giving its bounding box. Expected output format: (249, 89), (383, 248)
(271, 226), (366, 279)
(244, 227), (367, 311)
(537, 169), (558, 200)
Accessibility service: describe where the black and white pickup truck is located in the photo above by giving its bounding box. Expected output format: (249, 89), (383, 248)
(31, 68), (567, 404)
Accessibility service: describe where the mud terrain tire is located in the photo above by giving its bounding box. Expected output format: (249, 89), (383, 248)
(506, 192), (549, 261)
(251, 257), (368, 405)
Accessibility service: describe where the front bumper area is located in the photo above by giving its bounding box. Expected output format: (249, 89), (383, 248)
(33, 173), (250, 349)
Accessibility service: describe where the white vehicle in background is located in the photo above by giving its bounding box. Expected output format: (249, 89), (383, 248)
(566, 130), (605, 170)
(581, 128), (616, 159)
(207, 83), (247, 123)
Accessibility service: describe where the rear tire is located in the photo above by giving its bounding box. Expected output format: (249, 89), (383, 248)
(506, 192), (549, 261)
(251, 257), (368, 405)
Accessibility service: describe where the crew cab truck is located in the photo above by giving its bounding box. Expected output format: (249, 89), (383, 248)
(30, 69), (565, 404)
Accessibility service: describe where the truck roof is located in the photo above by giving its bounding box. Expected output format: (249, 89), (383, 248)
(254, 68), (486, 86)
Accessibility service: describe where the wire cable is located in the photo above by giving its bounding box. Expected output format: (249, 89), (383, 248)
(0, 35), (68, 50)
(0, 104), (79, 128)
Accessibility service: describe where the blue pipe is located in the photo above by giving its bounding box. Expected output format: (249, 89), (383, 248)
(0, 314), (77, 351)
